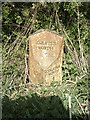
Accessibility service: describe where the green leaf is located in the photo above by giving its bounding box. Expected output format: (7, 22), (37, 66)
(22, 8), (29, 17)
(16, 16), (22, 24)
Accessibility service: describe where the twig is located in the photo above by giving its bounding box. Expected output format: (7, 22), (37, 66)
(53, 4), (80, 68)
(77, 6), (87, 73)
(25, 3), (39, 83)
(4, 26), (19, 48)
(75, 96), (86, 115)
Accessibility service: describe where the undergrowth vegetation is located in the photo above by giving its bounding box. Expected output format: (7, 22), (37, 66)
(2, 2), (90, 119)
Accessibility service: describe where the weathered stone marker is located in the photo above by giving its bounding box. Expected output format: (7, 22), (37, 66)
(28, 29), (64, 84)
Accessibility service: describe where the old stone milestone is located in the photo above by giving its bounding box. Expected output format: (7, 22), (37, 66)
(28, 29), (64, 84)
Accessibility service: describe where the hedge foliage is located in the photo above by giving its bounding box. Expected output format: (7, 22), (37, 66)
(2, 2), (90, 119)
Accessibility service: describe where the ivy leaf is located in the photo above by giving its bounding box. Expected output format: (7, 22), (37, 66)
(3, 6), (10, 18)
(22, 8), (29, 17)
(16, 16), (22, 24)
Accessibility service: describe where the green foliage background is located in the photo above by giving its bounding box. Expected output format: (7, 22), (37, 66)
(2, 2), (90, 119)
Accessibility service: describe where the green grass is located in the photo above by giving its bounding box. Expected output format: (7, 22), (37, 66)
(2, 80), (88, 119)
(2, 2), (89, 119)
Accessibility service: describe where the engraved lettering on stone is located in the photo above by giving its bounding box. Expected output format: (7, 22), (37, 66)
(28, 30), (64, 84)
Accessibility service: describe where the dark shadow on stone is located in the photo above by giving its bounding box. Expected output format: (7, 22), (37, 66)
(2, 94), (88, 120)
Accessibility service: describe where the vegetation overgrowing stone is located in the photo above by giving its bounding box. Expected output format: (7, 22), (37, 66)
(2, 2), (90, 119)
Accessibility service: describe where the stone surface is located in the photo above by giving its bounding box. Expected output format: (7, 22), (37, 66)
(28, 29), (64, 84)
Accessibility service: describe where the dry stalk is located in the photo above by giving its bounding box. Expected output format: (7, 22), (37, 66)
(25, 3), (39, 83)
(7, 3), (39, 55)
(75, 96), (86, 115)
(4, 26), (19, 48)
(77, 6), (87, 73)
(53, 4), (80, 68)
(69, 95), (72, 120)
